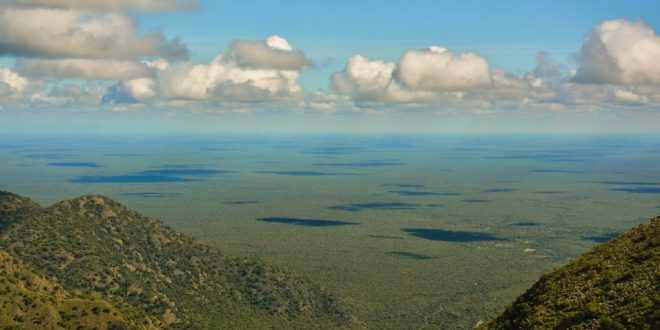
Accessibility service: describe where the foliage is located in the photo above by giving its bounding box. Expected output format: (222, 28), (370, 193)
(0, 250), (159, 329)
(0, 191), (356, 329)
(479, 216), (660, 329)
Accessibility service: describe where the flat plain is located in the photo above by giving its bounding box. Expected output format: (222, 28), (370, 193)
(1, 134), (658, 328)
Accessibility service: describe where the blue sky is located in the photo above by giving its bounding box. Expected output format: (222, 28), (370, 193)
(141, 0), (660, 90)
(1, 0), (660, 134)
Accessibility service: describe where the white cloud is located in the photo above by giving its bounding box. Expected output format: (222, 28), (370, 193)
(16, 58), (152, 80)
(0, 0), (191, 107)
(0, 68), (29, 94)
(0, 7), (187, 60)
(332, 46), (491, 104)
(143, 59), (171, 71)
(94, 36), (309, 105)
(123, 78), (156, 100)
(226, 35), (310, 70)
(395, 46), (490, 91)
(465, 70), (532, 102)
(613, 89), (649, 104)
(331, 55), (394, 98)
(331, 54), (432, 103)
(2, 14), (659, 114)
(101, 78), (156, 104)
(2, 0), (198, 12)
(30, 84), (106, 107)
(0, 68), (41, 107)
(148, 36), (306, 102)
(331, 41), (660, 112)
(574, 19), (660, 85)
(156, 58), (302, 101)
(531, 51), (562, 78)
(266, 35), (293, 51)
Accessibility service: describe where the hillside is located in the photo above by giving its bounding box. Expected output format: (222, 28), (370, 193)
(478, 216), (660, 330)
(0, 191), (354, 329)
(0, 250), (159, 329)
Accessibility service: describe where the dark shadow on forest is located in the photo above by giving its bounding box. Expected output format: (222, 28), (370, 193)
(401, 228), (504, 242)
(511, 221), (540, 227)
(484, 188), (516, 193)
(121, 192), (181, 198)
(462, 199), (490, 203)
(312, 161), (406, 168)
(385, 251), (432, 260)
(583, 232), (620, 243)
(368, 235), (403, 240)
(256, 217), (357, 227)
(390, 190), (459, 196)
(48, 162), (102, 168)
(256, 170), (353, 176)
(329, 202), (420, 212)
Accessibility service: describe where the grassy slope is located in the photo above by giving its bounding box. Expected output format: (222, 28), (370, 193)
(0, 250), (159, 329)
(0, 191), (357, 329)
(479, 216), (660, 330)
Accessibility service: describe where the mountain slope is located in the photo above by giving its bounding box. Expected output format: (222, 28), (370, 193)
(0, 191), (354, 329)
(0, 250), (159, 329)
(479, 216), (660, 330)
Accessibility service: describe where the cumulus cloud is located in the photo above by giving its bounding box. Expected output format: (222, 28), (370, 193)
(0, 68), (30, 94)
(95, 36), (307, 103)
(16, 58), (152, 80)
(156, 57), (302, 101)
(122, 78), (156, 100)
(327, 20), (660, 112)
(227, 35), (310, 70)
(532, 51), (562, 79)
(101, 78), (155, 104)
(2, 0), (198, 12)
(331, 48), (655, 112)
(395, 46), (490, 91)
(0, 68), (48, 107)
(0, 0), (195, 108)
(331, 46), (490, 103)
(0, 8), (187, 61)
(465, 70), (533, 102)
(613, 89), (649, 104)
(574, 19), (660, 85)
(330, 39), (660, 113)
(331, 55), (394, 99)
(3, 13), (660, 114)
(331, 54), (431, 103)
(29, 83), (106, 107)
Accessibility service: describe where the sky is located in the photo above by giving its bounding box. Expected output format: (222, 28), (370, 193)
(1, 0), (660, 134)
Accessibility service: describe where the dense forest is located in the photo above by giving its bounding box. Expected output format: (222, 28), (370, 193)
(1, 190), (658, 329)
(479, 216), (659, 329)
(0, 191), (356, 329)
